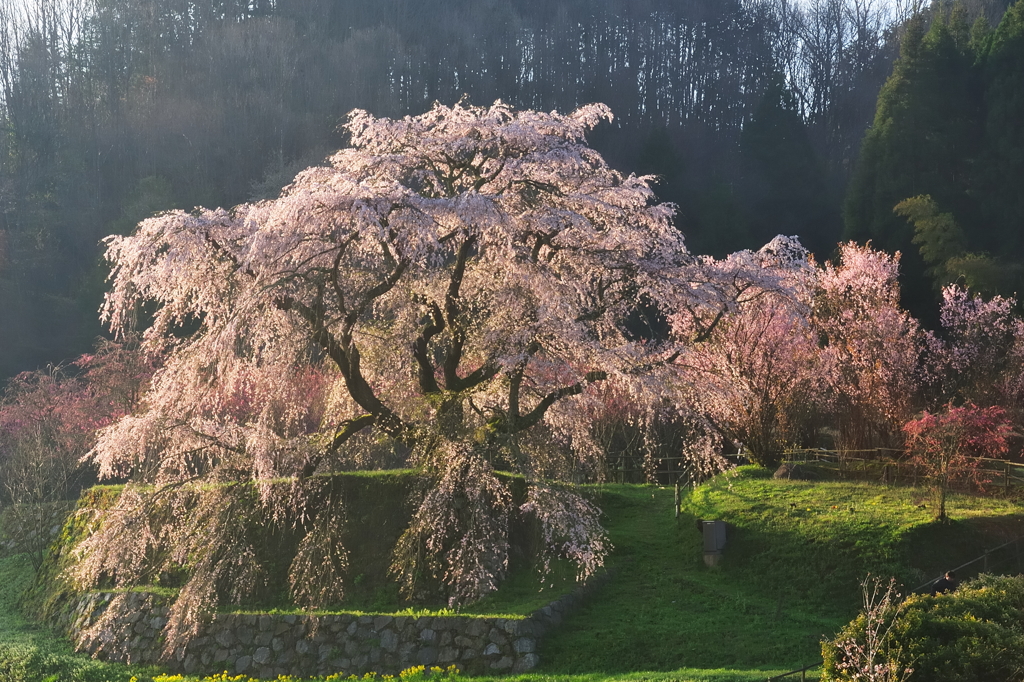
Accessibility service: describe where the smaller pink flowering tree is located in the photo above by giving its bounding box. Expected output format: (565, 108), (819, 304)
(903, 403), (1014, 522)
(815, 243), (928, 452)
(0, 338), (158, 566)
(673, 289), (823, 469)
(936, 286), (1024, 420)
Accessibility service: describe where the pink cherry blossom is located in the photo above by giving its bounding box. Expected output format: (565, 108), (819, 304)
(815, 243), (927, 451)
(76, 101), (812, 649)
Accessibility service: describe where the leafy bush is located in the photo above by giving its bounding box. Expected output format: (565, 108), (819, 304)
(0, 642), (144, 682)
(823, 574), (1024, 681)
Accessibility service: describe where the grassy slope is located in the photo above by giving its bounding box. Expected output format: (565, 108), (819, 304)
(0, 553), (789, 682)
(0, 552), (165, 681)
(0, 554), (41, 650)
(1, 468), (1021, 682)
(538, 467), (1023, 675)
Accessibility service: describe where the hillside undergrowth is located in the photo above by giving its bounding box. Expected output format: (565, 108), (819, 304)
(0, 552), (160, 682)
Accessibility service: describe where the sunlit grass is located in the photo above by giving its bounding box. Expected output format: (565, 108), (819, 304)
(1, 467), (1021, 681)
(538, 467), (1023, 674)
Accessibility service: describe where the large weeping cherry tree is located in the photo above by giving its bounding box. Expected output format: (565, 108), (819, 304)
(74, 100), (809, 651)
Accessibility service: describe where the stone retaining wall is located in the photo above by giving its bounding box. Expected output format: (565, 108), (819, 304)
(58, 578), (603, 679)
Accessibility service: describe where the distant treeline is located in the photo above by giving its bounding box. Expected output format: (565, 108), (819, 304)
(846, 1), (1024, 324)
(0, 0), (1013, 378)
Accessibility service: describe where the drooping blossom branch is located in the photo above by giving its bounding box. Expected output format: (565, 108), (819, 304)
(75, 100), (813, 644)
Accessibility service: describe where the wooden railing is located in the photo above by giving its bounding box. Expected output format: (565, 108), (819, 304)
(602, 445), (1024, 491)
(767, 662), (818, 682)
(764, 536), (1024, 682)
(781, 448), (1024, 493)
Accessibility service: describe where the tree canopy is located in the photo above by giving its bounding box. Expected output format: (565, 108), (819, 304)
(75, 101), (811, 649)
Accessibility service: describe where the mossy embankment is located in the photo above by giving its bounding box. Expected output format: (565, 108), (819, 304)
(22, 470), (575, 626)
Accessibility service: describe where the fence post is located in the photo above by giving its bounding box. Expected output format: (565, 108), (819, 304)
(1006, 461), (1011, 495)
(674, 483), (680, 521)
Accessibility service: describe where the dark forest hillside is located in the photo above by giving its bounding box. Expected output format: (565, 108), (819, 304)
(0, 0), (1012, 379)
(846, 1), (1024, 323)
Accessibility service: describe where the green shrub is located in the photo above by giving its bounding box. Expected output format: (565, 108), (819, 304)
(823, 574), (1024, 681)
(0, 642), (143, 682)
(0, 552), (159, 682)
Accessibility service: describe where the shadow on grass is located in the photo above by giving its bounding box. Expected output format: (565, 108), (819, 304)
(898, 511), (1024, 590)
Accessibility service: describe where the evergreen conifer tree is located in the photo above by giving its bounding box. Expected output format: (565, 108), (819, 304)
(844, 4), (985, 313)
(980, 0), (1024, 261)
(742, 80), (836, 257)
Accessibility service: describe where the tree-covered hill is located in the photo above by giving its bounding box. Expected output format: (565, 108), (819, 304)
(846, 0), (1024, 319)
(4, 0), (999, 380)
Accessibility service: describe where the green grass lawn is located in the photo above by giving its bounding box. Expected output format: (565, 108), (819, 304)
(539, 467), (1023, 675)
(1, 467), (1021, 682)
(539, 481), (832, 675)
(0, 552), (166, 681)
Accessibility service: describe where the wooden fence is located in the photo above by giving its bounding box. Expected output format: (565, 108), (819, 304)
(766, 535), (1024, 682)
(767, 663), (818, 682)
(781, 448), (1024, 494)
(909, 535), (1024, 592)
(603, 445), (1024, 493)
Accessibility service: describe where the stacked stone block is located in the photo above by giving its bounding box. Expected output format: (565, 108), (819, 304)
(58, 579), (603, 679)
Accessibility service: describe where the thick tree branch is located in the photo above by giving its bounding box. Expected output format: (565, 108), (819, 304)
(442, 235), (477, 391)
(506, 341), (541, 425)
(473, 161), (505, 190)
(454, 362), (501, 392)
(691, 306), (728, 344)
(512, 371), (608, 432)
(329, 238), (357, 317)
(412, 301), (445, 394)
(347, 259), (409, 327)
(300, 413), (378, 478)
(499, 341), (605, 434)
(276, 297), (408, 441)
